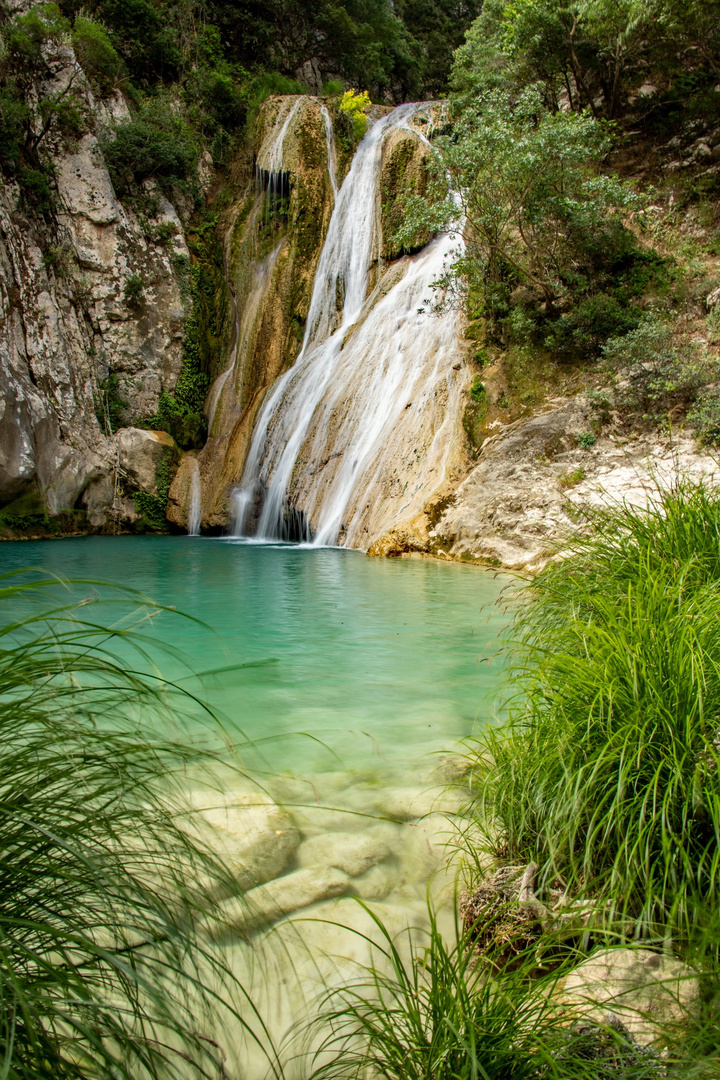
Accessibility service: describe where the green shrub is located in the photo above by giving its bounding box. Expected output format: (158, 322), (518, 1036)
(603, 315), (718, 419)
(338, 88), (371, 144)
(321, 79), (344, 97)
(6, 4), (69, 67)
(95, 0), (181, 84)
(95, 372), (129, 434)
(0, 85), (29, 171)
(688, 387), (720, 445)
(71, 15), (125, 95)
(18, 166), (54, 213)
(576, 431), (596, 448)
(245, 72), (304, 119)
(472, 484), (720, 942)
(101, 101), (198, 195)
(544, 293), (641, 360)
(133, 447), (177, 530)
(123, 272), (145, 307)
(0, 490), (49, 531)
(469, 375), (486, 402)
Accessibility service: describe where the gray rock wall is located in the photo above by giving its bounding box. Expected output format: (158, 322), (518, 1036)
(0, 32), (188, 529)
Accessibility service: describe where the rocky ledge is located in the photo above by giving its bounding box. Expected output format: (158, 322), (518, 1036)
(369, 395), (720, 571)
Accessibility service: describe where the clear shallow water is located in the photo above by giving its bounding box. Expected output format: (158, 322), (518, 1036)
(0, 536), (512, 776)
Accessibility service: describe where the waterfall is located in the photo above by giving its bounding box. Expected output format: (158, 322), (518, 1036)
(188, 460), (202, 536)
(232, 102), (465, 547)
(206, 236), (283, 436)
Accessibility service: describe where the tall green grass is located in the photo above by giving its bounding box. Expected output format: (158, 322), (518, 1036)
(472, 483), (720, 940)
(309, 906), (670, 1080)
(0, 572), (274, 1078)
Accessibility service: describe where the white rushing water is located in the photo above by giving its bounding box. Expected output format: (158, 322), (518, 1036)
(232, 102), (466, 548)
(188, 459), (202, 536)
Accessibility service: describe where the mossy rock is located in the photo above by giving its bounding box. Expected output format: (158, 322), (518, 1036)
(380, 129), (432, 261)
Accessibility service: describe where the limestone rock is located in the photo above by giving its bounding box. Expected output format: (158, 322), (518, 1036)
(118, 428), (177, 494)
(559, 947), (701, 1047)
(367, 522), (428, 558)
(379, 785), (464, 820)
(397, 812), (459, 887)
(187, 789), (299, 891)
(380, 126), (432, 260)
(297, 828), (392, 877)
(432, 397), (720, 571)
(351, 863), (397, 901)
(211, 868), (350, 933)
(0, 32), (190, 529)
(707, 285), (720, 309)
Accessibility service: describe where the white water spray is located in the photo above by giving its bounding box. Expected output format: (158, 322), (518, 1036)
(188, 460), (202, 536)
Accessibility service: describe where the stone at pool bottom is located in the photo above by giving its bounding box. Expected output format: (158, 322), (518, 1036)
(212, 897), (435, 1080)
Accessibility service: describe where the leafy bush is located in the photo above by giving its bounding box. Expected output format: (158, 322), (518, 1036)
(71, 15), (125, 95)
(5, 3), (70, 68)
(101, 101), (198, 194)
(398, 86), (642, 346)
(95, 371), (129, 434)
(602, 315), (718, 419)
(0, 85), (29, 171)
(576, 431), (596, 448)
(123, 271), (145, 307)
(472, 484), (720, 941)
(321, 79), (345, 97)
(0, 490), (49, 531)
(338, 88), (371, 144)
(469, 375), (486, 402)
(18, 166), (54, 213)
(688, 387), (720, 444)
(544, 293), (641, 360)
(133, 446), (177, 529)
(95, 0), (181, 84)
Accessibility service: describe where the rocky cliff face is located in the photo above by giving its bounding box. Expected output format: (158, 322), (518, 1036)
(0, 20), (190, 534)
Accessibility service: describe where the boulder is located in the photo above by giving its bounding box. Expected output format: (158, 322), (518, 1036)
(210, 868), (350, 933)
(118, 427), (177, 494)
(379, 786), (464, 820)
(351, 862), (397, 901)
(186, 789), (299, 891)
(559, 947), (701, 1047)
(297, 827), (393, 877)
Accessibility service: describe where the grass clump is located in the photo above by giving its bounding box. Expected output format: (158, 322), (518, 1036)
(472, 483), (720, 943)
(0, 572), (256, 1077)
(310, 907), (668, 1080)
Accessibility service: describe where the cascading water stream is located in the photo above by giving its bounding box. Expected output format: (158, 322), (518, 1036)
(232, 101), (465, 548)
(188, 460), (202, 535)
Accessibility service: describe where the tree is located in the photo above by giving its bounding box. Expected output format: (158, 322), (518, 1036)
(397, 87), (640, 323)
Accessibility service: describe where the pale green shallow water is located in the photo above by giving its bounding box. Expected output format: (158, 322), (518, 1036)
(1, 535), (512, 776)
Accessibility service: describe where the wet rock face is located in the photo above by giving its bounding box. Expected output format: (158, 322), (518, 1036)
(0, 37), (189, 528)
(366, 395), (720, 571)
(169, 95), (338, 533)
(380, 127), (433, 260)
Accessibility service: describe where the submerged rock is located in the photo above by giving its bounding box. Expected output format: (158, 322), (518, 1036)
(187, 789), (299, 891)
(211, 867), (350, 933)
(297, 827), (393, 877)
